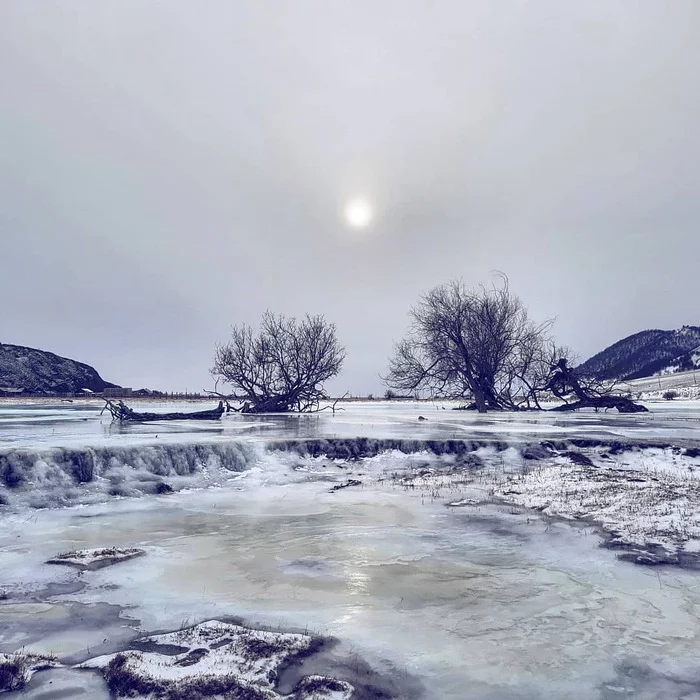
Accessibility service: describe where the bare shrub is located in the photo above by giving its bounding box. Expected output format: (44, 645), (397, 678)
(213, 312), (345, 413)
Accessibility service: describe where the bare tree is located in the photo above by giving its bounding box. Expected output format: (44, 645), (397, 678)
(212, 312), (345, 413)
(500, 334), (571, 410)
(385, 277), (556, 412)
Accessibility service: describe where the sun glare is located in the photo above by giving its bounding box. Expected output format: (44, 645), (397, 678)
(344, 198), (373, 229)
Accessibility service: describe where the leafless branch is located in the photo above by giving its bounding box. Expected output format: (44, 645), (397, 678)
(211, 312), (345, 413)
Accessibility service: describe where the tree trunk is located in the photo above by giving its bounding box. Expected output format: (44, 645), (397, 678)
(472, 386), (488, 413)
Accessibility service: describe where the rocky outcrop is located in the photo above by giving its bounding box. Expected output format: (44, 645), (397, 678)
(0, 343), (119, 394)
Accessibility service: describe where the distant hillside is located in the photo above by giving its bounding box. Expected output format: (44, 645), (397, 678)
(578, 326), (700, 381)
(0, 343), (119, 394)
(668, 345), (700, 374)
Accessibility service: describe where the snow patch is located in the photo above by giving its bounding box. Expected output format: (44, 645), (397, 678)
(490, 448), (700, 562)
(47, 547), (145, 571)
(0, 651), (59, 691)
(79, 620), (352, 699)
(389, 445), (700, 565)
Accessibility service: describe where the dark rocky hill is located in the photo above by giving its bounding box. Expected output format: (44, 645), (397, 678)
(578, 326), (700, 381)
(0, 343), (119, 394)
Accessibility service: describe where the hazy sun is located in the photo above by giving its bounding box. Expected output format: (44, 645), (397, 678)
(344, 198), (373, 229)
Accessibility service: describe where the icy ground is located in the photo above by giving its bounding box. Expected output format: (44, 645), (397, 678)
(2, 400), (700, 698)
(2, 397), (700, 449)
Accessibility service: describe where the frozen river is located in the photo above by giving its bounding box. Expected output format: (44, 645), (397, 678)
(2, 400), (700, 698)
(2, 398), (700, 448)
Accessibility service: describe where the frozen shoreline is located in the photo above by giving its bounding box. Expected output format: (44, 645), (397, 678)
(3, 401), (700, 698)
(491, 446), (700, 567)
(2, 426), (700, 569)
(383, 442), (700, 568)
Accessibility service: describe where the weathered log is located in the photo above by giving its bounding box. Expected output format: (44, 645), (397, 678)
(551, 396), (649, 413)
(102, 399), (225, 422)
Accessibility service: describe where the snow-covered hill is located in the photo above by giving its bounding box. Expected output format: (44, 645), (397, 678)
(578, 326), (700, 381)
(0, 343), (119, 394)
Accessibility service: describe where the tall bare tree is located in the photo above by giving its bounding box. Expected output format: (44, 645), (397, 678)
(385, 277), (557, 412)
(212, 312), (345, 413)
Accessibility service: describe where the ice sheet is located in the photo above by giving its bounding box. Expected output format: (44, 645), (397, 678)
(2, 455), (700, 699)
(3, 401), (700, 698)
(3, 398), (700, 450)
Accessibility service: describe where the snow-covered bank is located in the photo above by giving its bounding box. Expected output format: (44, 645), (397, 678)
(0, 652), (58, 692)
(389, 444), (700, 566)
(80, 620), (353, 700)
(491, 446), (700, 566)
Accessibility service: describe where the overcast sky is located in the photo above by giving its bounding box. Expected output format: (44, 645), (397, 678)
(2, 1), (699, 394)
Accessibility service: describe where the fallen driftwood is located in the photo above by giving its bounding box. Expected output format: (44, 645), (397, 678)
(550, 396), (649, 413)
(47, 547), (146, 571)
(102, 399), (225, 422)
(546, 359), (649, 413)
(329, 479), (362, 493)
